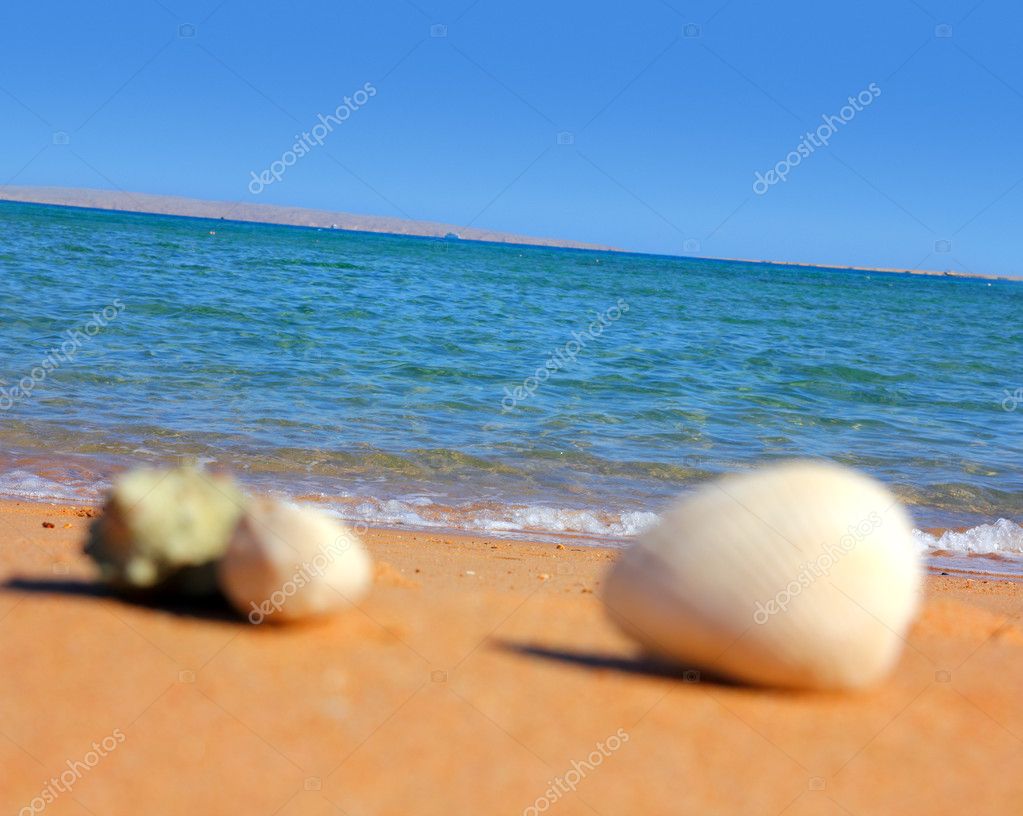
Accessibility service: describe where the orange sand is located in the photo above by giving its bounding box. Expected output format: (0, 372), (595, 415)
(1, 499), (1021, 815)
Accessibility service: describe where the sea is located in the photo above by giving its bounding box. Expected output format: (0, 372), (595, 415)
(2, 200), (1022, 574)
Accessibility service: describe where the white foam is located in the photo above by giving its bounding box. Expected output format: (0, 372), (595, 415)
(0, 469), (100, 504)
(324, 499), (446, 530)
(912, 519), (1023, 556)
(467, 506), (659, 537)
(3, 462), (1018, 562)
(324, 494), (1023, 556)
(322, 496), (659, 540)
(330, 496), (1023, 562)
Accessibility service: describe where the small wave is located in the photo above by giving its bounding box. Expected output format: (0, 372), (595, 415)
(0, 457), (1019, 569)
(331, 498), (1023, 564)
(317, 495), (659, 542)
(0, 469), (101, 504)
(912, 519), (1023, 556)
(467, 506), (658, 537)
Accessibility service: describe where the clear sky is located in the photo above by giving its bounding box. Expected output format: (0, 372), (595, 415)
(1, 0), (1021, 276)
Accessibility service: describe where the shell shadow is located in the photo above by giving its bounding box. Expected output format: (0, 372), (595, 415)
(495, 640), (739, 687)
(2, 576), (241, 623)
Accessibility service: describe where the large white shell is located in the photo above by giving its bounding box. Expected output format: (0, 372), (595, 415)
(602, 461), (921, 690)
(217, 498), (372, 623)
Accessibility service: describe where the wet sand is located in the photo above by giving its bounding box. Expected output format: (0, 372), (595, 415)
(2, 498), (1022, 815)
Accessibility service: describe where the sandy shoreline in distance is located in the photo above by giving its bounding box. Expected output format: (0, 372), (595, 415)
(719, 254), (1017, 282)
(2, 498), (1022, 814)
(0, 185), (619, 253)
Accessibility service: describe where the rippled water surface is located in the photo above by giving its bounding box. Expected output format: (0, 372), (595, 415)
(1, 201), (1022, 561)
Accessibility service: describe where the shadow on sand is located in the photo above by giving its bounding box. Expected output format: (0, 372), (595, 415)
(2, 576), (240, 623)
(495, 639), (739, 686)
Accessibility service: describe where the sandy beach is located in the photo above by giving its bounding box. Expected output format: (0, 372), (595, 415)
(5, 3), (1023, 814)
(2, 498), (1021, 815)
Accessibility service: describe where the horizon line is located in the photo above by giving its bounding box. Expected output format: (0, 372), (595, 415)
(0, 184), (1017, 282)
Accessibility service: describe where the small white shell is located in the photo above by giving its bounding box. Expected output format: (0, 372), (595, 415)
(602, 461), (921, 690)
(85, 467), (246, 595)
(217, 498), (372, 623)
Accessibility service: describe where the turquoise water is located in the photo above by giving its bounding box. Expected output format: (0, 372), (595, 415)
(1, 200), (1022, 555)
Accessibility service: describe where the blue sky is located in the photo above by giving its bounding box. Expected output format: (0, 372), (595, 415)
(1, 0), (1021, 276)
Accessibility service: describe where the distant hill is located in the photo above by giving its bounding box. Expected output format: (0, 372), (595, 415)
(1, 185), (1014, 281)
(0, 185), (620, 252)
